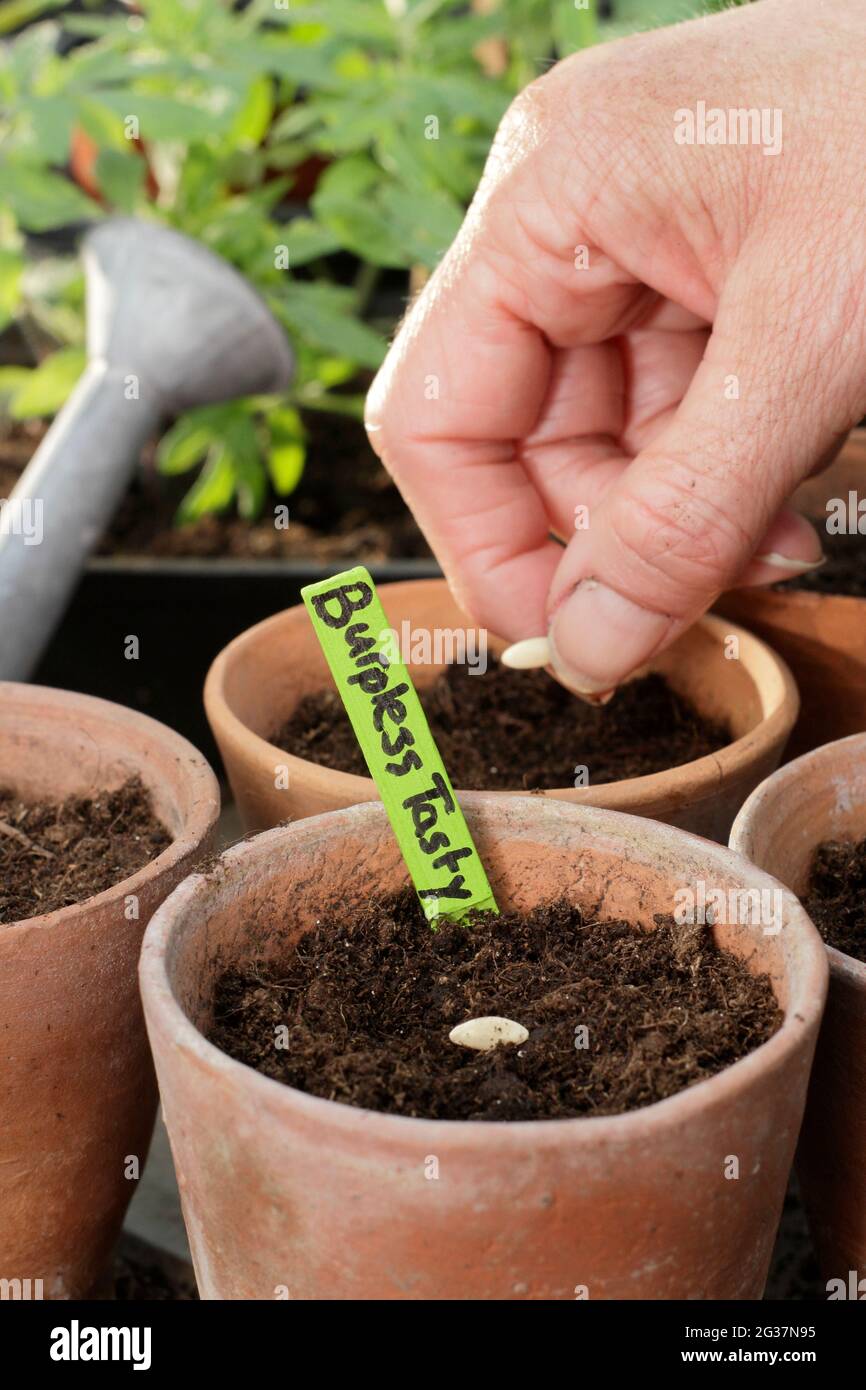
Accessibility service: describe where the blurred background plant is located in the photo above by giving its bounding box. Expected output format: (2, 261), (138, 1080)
(0, 0), (728, 525)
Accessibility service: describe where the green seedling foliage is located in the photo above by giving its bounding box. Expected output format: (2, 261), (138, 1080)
(1, 0), (723, 519)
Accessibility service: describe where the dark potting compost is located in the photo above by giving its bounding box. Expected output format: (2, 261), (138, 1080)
(0, 777), (171, 923)
(0, 417), (428, 563)
(209, 891), (782, 1121)
(804, 837), (866, 962)
(785, 531), (866, 597)
(109, 1237), (198, 1302)
(272, 663), (732, 790)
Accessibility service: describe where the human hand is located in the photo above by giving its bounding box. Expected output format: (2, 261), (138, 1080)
(366, 0), (866, 696)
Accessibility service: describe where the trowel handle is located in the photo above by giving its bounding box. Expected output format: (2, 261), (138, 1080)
(0, 360), (162, 681)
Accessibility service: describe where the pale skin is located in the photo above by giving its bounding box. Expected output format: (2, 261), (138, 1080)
(365, 0), (866, 696)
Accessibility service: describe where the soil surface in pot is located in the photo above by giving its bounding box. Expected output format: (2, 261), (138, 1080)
(209, 891), (781, 1121)
(0, 777), (170, 923)
(272, 664), (732, 790)
(109, 1239), (198, 1302)
(804, 837), (866, 962)
(783, 531), (866, 597)
(0, 417), (429, 562)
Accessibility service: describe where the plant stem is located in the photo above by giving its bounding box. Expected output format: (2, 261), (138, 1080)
(297, 391), (366, 420)
(353, 261), (381, 317)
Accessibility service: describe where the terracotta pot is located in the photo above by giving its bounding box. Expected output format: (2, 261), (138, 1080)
(204, 579), (798, 843)
(140, 795), (826, 1300)
(0, 683), (220, 1299)
(716, 430), (866, 760)
(730, 733), (866, 1284)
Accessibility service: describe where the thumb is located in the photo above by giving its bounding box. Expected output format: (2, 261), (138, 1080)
(544, 291), (846, 696)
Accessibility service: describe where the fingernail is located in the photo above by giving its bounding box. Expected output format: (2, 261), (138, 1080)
(754, 551), (826, 574)
(499, 634), (617, 705)
(548, 579), (672, 694)
(500, 636), (552, 669)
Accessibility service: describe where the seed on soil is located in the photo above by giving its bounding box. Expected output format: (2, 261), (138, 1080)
(272, 662), (731, 792)
(449, 1016), (530, 1050)
(208, 890), (782, 1122)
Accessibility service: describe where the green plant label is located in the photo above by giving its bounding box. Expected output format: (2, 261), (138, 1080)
(301, 566), (498, 924)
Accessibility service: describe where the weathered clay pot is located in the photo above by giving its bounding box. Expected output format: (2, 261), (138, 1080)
(730, 733), (866, 1284)
(204, 579), (798, 843)
(0, 683), (220, 1299)
(716, 430), (866, 760)
(140, 795), (826, 1300)
(715, 590), (866, 761)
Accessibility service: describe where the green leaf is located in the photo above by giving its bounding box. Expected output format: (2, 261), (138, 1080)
(2, 22), (58, 94)
(231, 34), (339, 87)
(268, 104), (323, 143)
(267, 437), (306, 495)
(9, 348), (86, 419)
(612, 0), (701, 21)
(406, 0), (478, 31)
(232, 450), (269, 519)
(312, 157), (408, 267)
(230, 75), (275, 149)
(95, 91), (234, 142)
(422, 11), (504, 64)
(0, 366), (31, 401)
(277, 282), (387, 369)
(0, 249), (24, 331)
(276, 217), (342, 267)
(194, 408), (269, 520)
(23, 95), (78, 163)
(315, 357), (357, 388)
(172, 145), (235, 219)
(410, 75), (509, 129)
(53, 14), (117, 38)
(74, 95), (129, 152)
(308, 92), (394, 155)
(267, 404), (304, 438)
(266, 404), (307, 492)
(0, 1), (66, 38)
(313, 194), (408, 267)
(19, 258), (85, 348)
(5, 165), (100, 233)
(312, 152), (462, 268)
(218, 412), (267, 519)
(94, 150), (146, 214)
(156, 411), (220, 476)
(297, 389), (365, 420)
(378, 182), (462, 269)
(312, 152), (378, 201)
(553, 1), (599, 54)
(176, 445), (237, 523)
(58, 41), (174, 94)
(285, 3), (398, 47)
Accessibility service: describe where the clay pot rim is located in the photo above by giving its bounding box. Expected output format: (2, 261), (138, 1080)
(140, 792), (827, 1145)
(0, 682), (221, 938)
(203, 597), (799, 810)
(731, 730), (866, 988)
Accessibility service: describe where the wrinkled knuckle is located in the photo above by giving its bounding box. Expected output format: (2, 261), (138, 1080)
(608, 473), (746, 608)
(484, 67), (569, 196)
(501, 69), (561, 140)
(555, 44), (642, 141)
